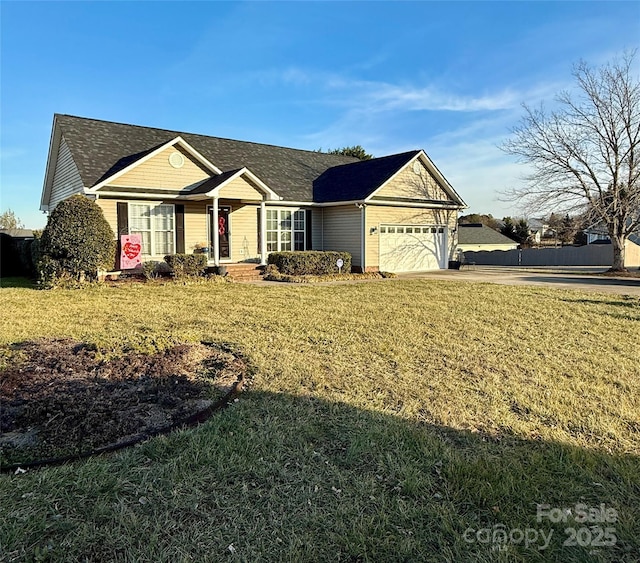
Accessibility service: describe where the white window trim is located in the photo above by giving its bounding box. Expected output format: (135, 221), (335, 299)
(128, 201), (177, 258)
(266, 207), (306, 253)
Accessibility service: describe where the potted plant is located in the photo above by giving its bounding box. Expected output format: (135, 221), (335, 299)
(194, 242), (210, 255)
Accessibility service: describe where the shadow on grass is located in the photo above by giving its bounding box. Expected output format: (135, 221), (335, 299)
(521, 274), (640, 290)
(1, 389), (638, 562)
(559, 295), (640, 321)
(560, 295), (640, 307)
(0, 276), (35, 288)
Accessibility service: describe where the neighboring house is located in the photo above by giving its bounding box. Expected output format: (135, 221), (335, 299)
(528, 218), (554, 244)
(583, 218), (640, 246)
(456, 224), (518, 252)
(40, 115), (467, 273)
(0, 229), (34, 240)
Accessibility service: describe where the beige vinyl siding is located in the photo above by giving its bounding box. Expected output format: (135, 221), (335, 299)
(229, 203), (260, 262)
(183, 201), (209, 253)
(217, 176), (263, 201)
(624, 240), (640, 268)
(321, 205), (362, 267)
(49, 137), (84, 209)
(374, 160), (449, 201)
(96, 199), (260, 262)
(95, 199), (118, 235)
(366, 205), (457, 268)
(112, 145), (211, 190)
(311, 208), (323, 250)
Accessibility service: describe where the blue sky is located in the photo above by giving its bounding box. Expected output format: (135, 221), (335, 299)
(1, 1), (638, 229)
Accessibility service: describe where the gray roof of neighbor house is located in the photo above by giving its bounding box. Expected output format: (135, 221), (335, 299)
(458, 223), (517, 245)
(0, 229), (34, 239)
(55, 115), (360, 202)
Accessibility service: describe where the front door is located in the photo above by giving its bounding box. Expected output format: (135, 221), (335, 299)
(209, 206), (231, 260)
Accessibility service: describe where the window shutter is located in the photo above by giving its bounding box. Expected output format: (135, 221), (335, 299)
(175, 204), (185, 254)
(116, 202), (128, 270)
(305, 209), (313, 250)
(257, 207), (261, 254)
(116, 202), (129, 236)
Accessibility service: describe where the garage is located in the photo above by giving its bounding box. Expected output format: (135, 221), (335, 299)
(379, 225), (447, 272)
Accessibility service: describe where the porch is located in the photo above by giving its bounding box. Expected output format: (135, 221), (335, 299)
(183, 167), (278, 267)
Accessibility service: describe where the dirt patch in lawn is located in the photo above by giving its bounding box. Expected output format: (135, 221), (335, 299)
(0, 339), (247, 467)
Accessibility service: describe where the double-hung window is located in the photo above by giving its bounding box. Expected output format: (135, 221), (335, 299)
(129, 203), (175, 257)
(266, 208), (306, 252)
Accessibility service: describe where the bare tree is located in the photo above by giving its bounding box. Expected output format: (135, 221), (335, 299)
(502, 53), (640, 271)
(0, 209), (24, 231)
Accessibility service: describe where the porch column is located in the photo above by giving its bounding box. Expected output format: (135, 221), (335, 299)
(260, 200), (267, 265)
(212, 196), (220, 267)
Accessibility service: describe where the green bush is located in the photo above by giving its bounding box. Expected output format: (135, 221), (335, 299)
(141, 261), (161, 280)
(36, 255), (61, 288)
(164, 254), (208, 278)
(29, 230), (43, 277)
(39, 196), (116, 281)
(267, 251), (352, 275)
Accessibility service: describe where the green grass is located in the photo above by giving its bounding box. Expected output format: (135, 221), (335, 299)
(1, 279), (639, 562)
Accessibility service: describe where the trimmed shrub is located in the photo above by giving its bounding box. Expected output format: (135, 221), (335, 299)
(36, 255), (62, 288)
(39, 195), (116, 281)
(164, 253), (208, 278)
(267, 251), (352, 276)
(141, 260), (161, 280)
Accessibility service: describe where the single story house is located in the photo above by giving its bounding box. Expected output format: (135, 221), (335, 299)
(456, 224), (518, 252)
(40, 115), (467, 273)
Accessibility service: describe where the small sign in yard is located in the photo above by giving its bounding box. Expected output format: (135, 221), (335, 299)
(120, 234), (142, 269)
(336, 258), (344, 274)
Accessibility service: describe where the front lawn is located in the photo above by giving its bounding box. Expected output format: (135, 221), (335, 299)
(1, 279), (638, 561)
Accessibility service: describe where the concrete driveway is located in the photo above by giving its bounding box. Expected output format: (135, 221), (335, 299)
(398, 266), (640, 297)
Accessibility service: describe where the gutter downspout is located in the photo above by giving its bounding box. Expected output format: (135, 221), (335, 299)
(356, 202), (366, 273)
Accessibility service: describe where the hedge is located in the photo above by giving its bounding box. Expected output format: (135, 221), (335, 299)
(267, 251), (352, 275)
(164, 253), (208, 277)
(39, 195), (116, 281)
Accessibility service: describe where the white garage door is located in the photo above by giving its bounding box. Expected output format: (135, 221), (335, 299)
(379, 225), (447, 272)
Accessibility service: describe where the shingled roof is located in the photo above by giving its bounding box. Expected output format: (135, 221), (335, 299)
(458, 224), (518, 245)
(313, 151), (420, 202)
(55, 114), (360, 202)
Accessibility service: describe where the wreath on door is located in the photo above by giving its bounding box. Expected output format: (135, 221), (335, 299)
(218, 216), (226, 236)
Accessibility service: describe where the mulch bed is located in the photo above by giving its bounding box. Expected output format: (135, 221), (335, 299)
(0, 339), (247, 467)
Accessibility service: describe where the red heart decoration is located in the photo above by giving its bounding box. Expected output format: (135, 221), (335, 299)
(123, 242), (141, 259)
